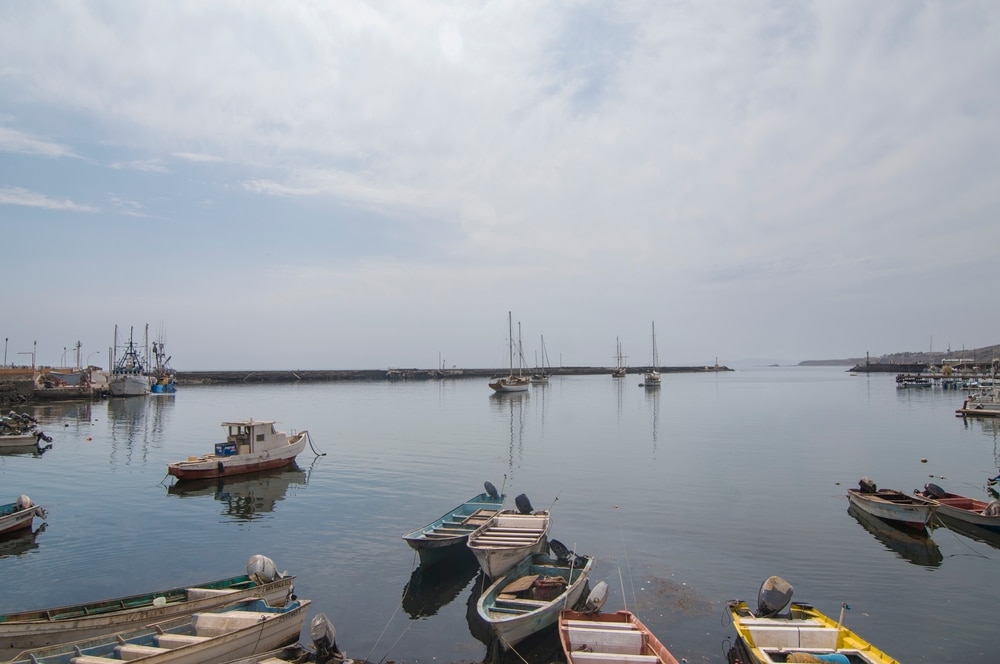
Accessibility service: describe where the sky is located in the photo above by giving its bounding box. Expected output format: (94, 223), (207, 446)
(1, 1), (998, 371)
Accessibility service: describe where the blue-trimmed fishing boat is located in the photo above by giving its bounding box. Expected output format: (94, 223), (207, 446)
(0, 555), (293, 654)
(402, 481), (505, 565)
(7, 597), (310, 664)
(0, 495), (46, 537)
(476, 542), (593, 651)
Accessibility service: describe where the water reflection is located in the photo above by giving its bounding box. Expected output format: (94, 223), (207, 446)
(0, 441), (51, 457)
(0, 523), (45, 558)
(847, 504), (943, 567)
(491, 392), (526, 480)
(166, 464), (308, 521)
(106, 396), (152, 465)
(932, 515), (1000, 551)
(402, 551), (480, 619)
(645, 385), (660, 456)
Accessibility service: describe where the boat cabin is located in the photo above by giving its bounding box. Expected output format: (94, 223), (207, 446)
(216, 420), (284, 456)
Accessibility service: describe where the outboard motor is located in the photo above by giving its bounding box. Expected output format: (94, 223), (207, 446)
(924, 483), (947, 499)
(549, 539), (588, 567)
(246, 554), (281, 584)
(310, 612), (344, 664)
(14, 495), (32, 511)
(484, 481), (499, 500)
(756, 576), (793, 618)
(515, 493), (534, 515)
(858, 477), (877, 494)
(582, 581), (609, 614)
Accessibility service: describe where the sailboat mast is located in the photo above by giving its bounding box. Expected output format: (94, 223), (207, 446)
(507, 311), (514, 375)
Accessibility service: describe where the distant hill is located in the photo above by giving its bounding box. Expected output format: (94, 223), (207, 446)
(798, 344), (1000, 368)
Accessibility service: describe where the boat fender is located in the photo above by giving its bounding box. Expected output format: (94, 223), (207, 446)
(583, 581), (609, 613)
(515, 493), (533, 514)
(309, 612), (343, 662)
(924, 483), (947, 499)
(858, 477), (877, 494)
(484, 481), (499, 500)
(247, 554), (280, 583)
(217, 461), (225, 475)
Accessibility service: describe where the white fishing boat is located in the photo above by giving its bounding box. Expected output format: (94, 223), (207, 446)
(0, 495), (47, 537)
(530, 335), (551, 384)
(559, 603), (681, 664)
(0, 412), (51, 449)
(643, 322), (661, 388)
(476, 542), (593, 650)
(846, 477), (937, 530)
(109, 325), (150, 397)
(489, 312), (530, 393)
(7, 597), (310, 664)
(167, 420), (309, 481)
(0, 555), (294, 652)
(467, 493), (550, 579)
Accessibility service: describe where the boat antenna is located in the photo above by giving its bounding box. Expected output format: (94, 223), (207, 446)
(547, 491), (561, 512)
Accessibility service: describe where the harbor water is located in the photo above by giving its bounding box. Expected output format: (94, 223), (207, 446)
(1, 366), (998, 663)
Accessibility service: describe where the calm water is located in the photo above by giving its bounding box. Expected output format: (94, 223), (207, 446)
(2, 367), (998, 663)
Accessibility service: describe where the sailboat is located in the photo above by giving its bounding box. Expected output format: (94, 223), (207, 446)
(612, 337), (627, 378)
(643, 322), (661, 388)
(530, 335), (551, 384)
(489, 312), (531, 393)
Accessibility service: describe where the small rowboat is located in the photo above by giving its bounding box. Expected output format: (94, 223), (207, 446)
(559, 608), (680, 664)
(0, 495), (46, 537)
(916, 482), (1000, 532)
(845, 477), (937, 530)
(727, 576), (899, 664)
(476, 542), (593, 650)
(0, 555), (293, 653)
(7, 597), (310, 664)
(467, 493), (550, 579)
(401, 481), (505, 565)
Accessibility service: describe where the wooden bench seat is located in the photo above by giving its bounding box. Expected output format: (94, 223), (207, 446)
(115, 643), (170, 660)
(70, 657), (121, 664)
(564, 620), (638, 630)
(567, 626), (644, 655)
(155, 633), (211, 648)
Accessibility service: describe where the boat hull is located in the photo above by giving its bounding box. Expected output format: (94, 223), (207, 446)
(0, 433), (41, 449)
(0, 505), (44, 537)
(726, 599), (899, 664)
(916, 489), (1000, 532)
(7, 598), (310, 664)
(846, 488), (936, 530)
(0, 575), (294, 653)
(467, 511), (550, 579)
(402, 492), (505, 566)
(477, 553), (593, 650)
(559, 610), (680, 664)
(167, 433), (307, 481)
(110, 374), (151, 397)
(489, 377), (530, 393)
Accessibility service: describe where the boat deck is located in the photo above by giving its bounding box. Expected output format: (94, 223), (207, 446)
(563, 618), (659, 664)
(421, 508), (500, 540)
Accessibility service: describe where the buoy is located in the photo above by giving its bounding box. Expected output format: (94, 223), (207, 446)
(920, 458), (928, 463)
(86, 436), (92, 441)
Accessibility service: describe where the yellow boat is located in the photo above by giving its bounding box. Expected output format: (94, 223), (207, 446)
(726, 576), (899, 664)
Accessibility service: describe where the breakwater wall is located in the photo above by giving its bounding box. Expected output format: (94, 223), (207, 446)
(177, 365), (732, 385)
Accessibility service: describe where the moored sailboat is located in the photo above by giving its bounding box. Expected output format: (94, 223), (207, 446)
(489, 312), (530, 393)
(643, 322), (661, 388)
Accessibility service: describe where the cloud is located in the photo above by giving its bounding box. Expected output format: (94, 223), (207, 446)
(0, 186), (98, 212)
(110, 159), (170, 173)
(0, 125), (79, 158)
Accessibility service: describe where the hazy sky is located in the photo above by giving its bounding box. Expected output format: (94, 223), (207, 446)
(2, 2), (998, 371)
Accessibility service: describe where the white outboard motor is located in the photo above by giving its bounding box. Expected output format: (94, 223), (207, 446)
(14, 495), (32, 511)
(756, 576), (794, 618)
(582, 581), (609, 614)
(485, 481), (500, 500)
(246, 554), (280, 584)
(309, 612), (344, 664)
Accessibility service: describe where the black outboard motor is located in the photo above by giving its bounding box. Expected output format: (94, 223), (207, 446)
(515, 493), (533, 515)
(756, 576), (794, 618)
(924, 483), (947, 499)
(485, 481), (499, 500)
(310, 613), (343, 664)
(858, 477), (877, 494)
(549, 539), (588, 567)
